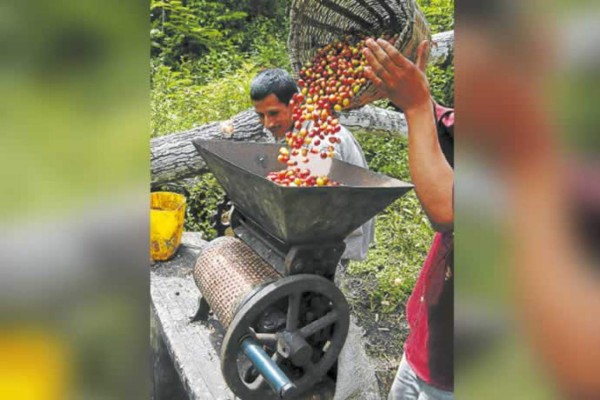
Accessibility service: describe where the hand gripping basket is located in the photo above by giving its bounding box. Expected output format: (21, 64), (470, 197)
(288, 0), (431, 109)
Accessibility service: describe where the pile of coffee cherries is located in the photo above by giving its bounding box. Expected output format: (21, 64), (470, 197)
(267, 34), (396, 187)
(266, 168), (339, 187)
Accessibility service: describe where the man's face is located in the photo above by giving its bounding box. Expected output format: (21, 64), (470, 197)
(253, 93), (294, 139)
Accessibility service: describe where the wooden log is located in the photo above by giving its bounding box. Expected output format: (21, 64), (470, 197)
(151, 109), (270, 188)
(151, 31), (453, 187)
(429, 30), (454, 67)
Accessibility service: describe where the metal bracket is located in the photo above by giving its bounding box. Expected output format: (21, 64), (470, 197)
(232, 209), (344, 280)
(190, 296), (211, 323)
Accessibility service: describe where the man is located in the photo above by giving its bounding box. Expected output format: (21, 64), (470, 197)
(363, 39), (454, 400)
(250, 68), (374, 262)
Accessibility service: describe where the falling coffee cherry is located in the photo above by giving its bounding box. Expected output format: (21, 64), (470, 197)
(267, 33), (398, 187)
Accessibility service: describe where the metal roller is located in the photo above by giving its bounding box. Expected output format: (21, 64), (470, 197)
(193, 236), (281, 328)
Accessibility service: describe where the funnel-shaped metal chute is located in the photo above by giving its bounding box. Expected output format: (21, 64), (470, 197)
(193, 140), (413, 244)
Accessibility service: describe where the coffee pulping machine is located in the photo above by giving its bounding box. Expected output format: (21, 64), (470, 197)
(191, 140), (412, 399)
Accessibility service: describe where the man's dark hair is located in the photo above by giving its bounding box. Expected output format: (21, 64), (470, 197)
(250, 68), (298, 105)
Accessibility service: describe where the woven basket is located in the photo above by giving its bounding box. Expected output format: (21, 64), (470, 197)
(288, 0), (431, 109)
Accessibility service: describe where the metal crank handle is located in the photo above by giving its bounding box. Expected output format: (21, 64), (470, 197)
(240, 337), (296, 398)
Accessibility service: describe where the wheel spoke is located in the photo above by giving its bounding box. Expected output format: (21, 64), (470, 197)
(286, 292), (301, 331)
(241, 362), (260, 385)
(271, 351), (281, 363)
(299, 310), (338, 338)
(258, 376), (270, 390)
(252, 374), (267, 390)
(255, 333), (278, 348)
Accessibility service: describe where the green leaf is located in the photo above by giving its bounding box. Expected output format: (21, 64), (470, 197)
(216, 11), (248, 22)
(150, 1), (169, 10)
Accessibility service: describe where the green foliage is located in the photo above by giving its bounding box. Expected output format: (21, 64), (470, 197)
(351, 193), (433, 311)
(150, 0), (292, 137)
(151, 0), (246, 66)
(428, 63), (454, 107)
(418, 0), (454, 34)
(419, 0), (454, 105)
(357, 132), (410, 180)
(183, 174), (226, 240)
(244, 17), (291, 71)
(150, 31), (291, 138)
(151, 0), (290, 69)
(157, 174), (226, 240)
(351, 132), (434, 310)
(151, 60), (258, 137)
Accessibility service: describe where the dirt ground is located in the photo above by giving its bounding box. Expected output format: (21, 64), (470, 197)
(335, 270), (410, 396)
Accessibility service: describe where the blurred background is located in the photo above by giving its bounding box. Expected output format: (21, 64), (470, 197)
(455, 0), (599, 398)
(0, 0), (149, 398)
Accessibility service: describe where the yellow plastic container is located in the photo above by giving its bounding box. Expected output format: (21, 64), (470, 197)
(150, 192), (186, 261)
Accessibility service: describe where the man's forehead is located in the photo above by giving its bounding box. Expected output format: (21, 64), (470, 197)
(254, 104), (283, 112)
(253, 94), (287, 111)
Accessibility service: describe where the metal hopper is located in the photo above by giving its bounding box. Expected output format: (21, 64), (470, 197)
(193, 139), (413, 245)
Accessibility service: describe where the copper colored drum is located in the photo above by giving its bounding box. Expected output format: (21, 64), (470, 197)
(193, 236), (281, 328)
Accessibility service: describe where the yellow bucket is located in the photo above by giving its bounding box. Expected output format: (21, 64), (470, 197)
(150, 192), (186, 261)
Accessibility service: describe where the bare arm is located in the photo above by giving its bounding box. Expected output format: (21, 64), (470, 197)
(363, 39), (454, 231)
(405, 103), (454, 231)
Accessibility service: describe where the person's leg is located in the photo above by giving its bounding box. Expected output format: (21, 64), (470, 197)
(334, 259), (350, 287)
(417, 382), (453, 400)
(338, 259), (350, 274)
(388, 353), (421, 400)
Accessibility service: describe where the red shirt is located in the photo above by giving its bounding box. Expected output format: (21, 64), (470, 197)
(404, 104), (454, 390)
(404, 232), (454, 390)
